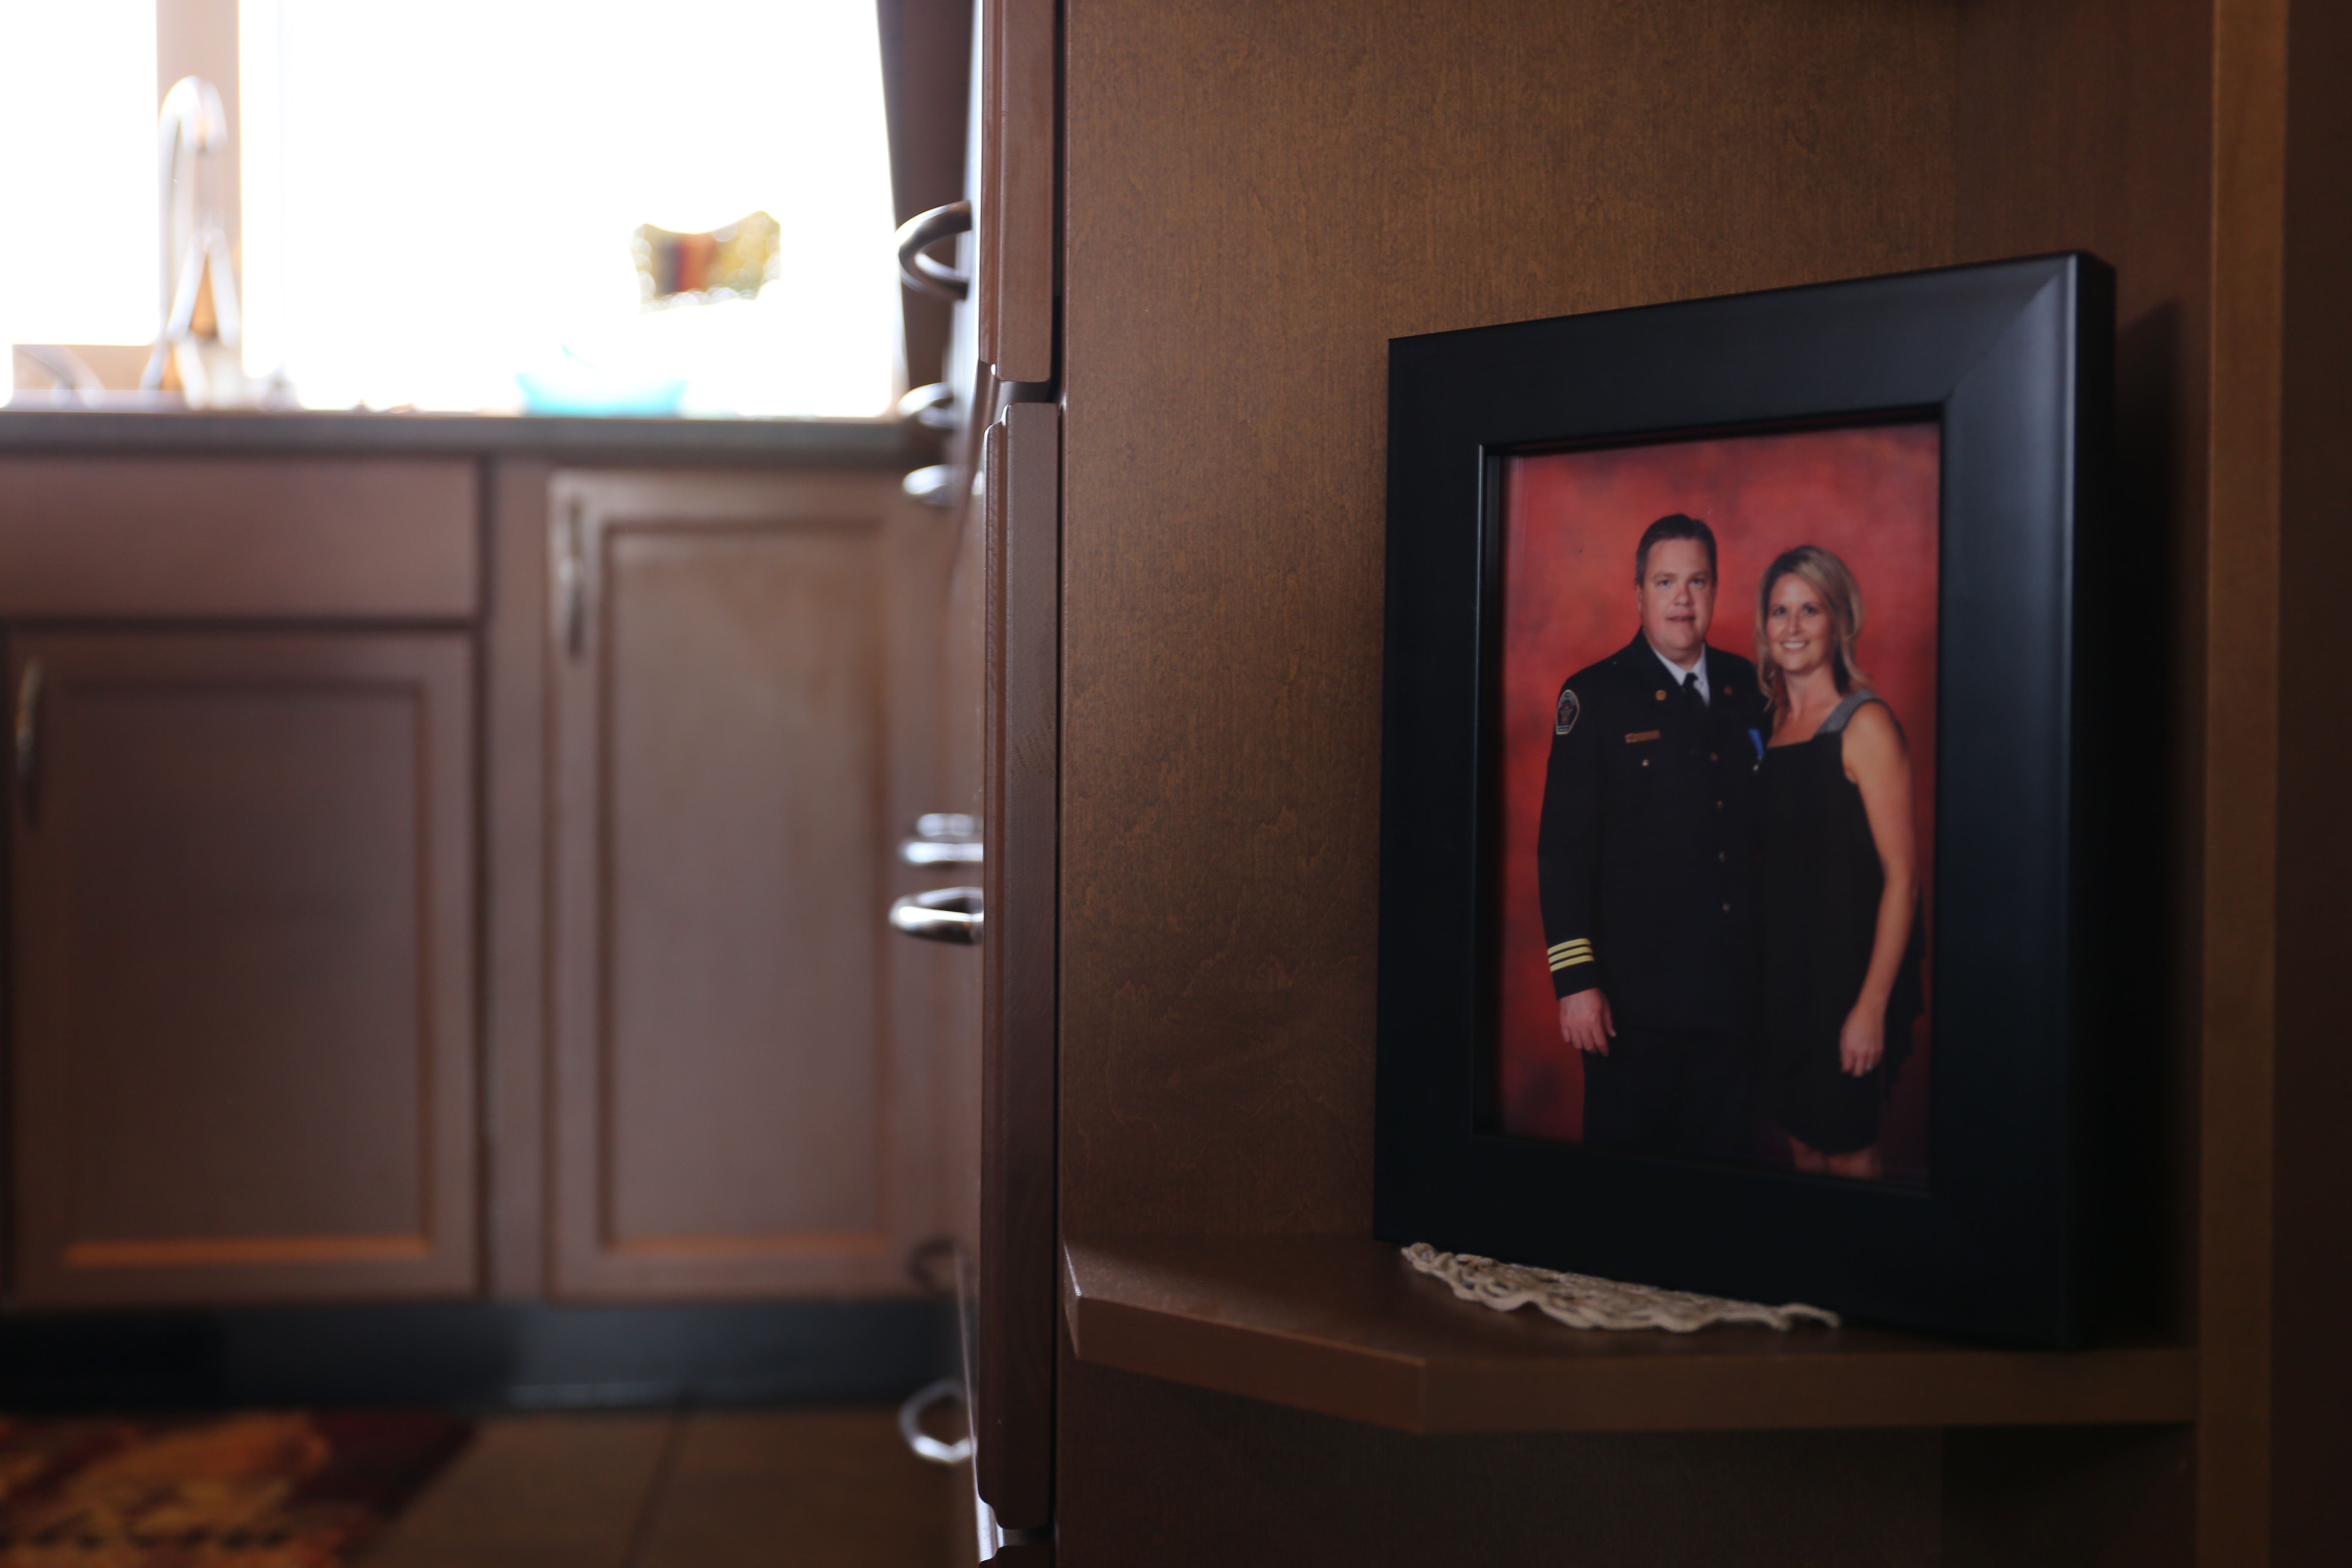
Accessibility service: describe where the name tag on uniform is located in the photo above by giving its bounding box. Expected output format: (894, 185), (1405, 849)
(1624, 730), (1660, 744)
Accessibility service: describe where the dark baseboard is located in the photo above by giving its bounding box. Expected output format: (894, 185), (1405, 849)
(0, 1298), (952, 1412)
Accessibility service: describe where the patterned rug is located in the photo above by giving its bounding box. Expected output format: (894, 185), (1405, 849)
(0, 1411), (470, 1566)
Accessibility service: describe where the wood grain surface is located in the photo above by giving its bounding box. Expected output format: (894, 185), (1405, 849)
(0, 456), (477, 619)
(989, 0), (1057, 385)
(1058, 0), (1955, 1241)
(1057, 1342), (1943, 1568)
(1044, 0), (2275, 1559)
(485, 459), (553, 1299)
(11, 631), (476, 1306)
(495, 461), (959, 1307)
(2192, 0), (2288, 1554)
(545, 470), (934, 1299)
(1061, 1236), (2199, 1436)
(2269, 1), (2352, 1559)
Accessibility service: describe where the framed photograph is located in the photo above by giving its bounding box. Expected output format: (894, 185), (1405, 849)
(1374, 254), (2117, 1346)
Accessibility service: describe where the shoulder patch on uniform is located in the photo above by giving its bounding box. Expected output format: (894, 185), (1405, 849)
(1554, 686), (1580, 736)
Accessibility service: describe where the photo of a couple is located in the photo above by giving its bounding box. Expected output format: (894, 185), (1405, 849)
(1494, 425), (1938, 1186)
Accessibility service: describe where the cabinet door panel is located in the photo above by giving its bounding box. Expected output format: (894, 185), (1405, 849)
(605, 525), (882, 1241)
(550, 470), (940, 1298)
(11, 633), (476, 1306)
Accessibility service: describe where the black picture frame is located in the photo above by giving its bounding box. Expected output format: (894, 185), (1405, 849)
(1374, 254), (2119, 1348)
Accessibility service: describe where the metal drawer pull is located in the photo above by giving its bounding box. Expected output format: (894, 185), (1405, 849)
(889, 886), (982, 944)
(894, 200), (972, 301)
(897, 1378), (973, 1465)
(896, 381), (958, 430)
(900, 812), (982, 866)
(556, 497), (588, 658)
(902, 838), (983, 866)
(902, 464), (957, 508)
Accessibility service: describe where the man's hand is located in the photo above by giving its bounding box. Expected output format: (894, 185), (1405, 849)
(1838, 1003), (1885, 1076)
(1559, 989), (1615, 1055)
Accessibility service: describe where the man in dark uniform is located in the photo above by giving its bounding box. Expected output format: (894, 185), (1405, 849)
(1536, 513), (1767, 1161)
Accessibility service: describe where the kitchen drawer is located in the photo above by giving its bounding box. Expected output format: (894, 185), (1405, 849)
(0, 456), (478, 619)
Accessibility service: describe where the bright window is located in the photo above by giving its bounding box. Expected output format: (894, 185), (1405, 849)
(242, 0), (899, 415)
(0, 0), (161, 346)
(6, 1), (900, 415)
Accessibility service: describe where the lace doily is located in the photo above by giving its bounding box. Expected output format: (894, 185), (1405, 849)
(1403, 1243), (1840, 1333)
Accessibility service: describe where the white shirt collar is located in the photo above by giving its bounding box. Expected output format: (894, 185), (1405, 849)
(1648, 640), (1709, 704)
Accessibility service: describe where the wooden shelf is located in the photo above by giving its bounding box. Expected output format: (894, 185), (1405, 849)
(1062, 1235), (2198, 1435)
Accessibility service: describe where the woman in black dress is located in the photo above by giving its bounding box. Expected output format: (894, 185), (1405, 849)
(1752, 546), (1922, 1181)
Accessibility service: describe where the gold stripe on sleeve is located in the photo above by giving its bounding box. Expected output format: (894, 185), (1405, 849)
(1549, 951), (1596, 971)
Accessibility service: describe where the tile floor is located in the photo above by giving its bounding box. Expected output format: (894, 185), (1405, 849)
(357, 1408), (967, 1568)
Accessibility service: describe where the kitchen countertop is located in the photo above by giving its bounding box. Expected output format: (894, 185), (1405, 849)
(0, 409), (922, 466)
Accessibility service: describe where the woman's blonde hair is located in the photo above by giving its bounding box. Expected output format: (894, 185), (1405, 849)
(1755, 545), (1869, 714)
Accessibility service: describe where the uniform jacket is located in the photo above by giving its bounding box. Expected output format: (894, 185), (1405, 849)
(1535, 632), (1769, 1032)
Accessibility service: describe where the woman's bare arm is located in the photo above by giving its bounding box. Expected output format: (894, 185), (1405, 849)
(1840, 703), (1917, 1074)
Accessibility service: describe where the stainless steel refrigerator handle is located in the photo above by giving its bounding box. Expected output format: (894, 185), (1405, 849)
(888, 886), (982, 945)
(897, 1378), (974, 1465)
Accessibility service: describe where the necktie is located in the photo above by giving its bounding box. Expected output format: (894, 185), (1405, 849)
(1683, 670), (1703, 706)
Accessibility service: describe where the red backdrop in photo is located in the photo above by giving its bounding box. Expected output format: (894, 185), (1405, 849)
(1495, 422), (1939, 1179)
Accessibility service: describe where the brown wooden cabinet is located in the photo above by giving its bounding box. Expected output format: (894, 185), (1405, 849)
(9, 631), (478, 1307)
(0, 444), (950, 1314)
(545, 469), (949, 1298)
